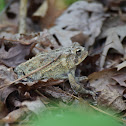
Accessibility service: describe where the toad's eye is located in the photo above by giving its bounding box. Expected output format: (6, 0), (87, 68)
(76, 49), (81, 56)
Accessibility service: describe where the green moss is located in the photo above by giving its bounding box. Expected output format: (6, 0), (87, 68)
(64, 0), (79, 6)
(0, 0), (5, 12)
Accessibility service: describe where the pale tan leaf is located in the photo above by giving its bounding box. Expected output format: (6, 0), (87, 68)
(21, 98), (46, 114)
(88, 68), (126, 113)
(97, 87), (126, 113)
(2, 107), (28, 123)
(33, 0), (48, 18)
(112, 72), (126, 87)
(116, 61), (126, 71)
(49, 26), (80, 47)
(55, 1), (106, 48)
(100, 26), (125, 68)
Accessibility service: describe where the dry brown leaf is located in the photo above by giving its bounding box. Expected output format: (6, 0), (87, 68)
(0, 39), (33, 67)
(100, 26), (125, 68)
(49, 26), (81, 47)
(0, 24), (18, 34)
(45, 86), (73, 103)
(17, 79), (64, 92)
(111, 69), (126, 87)
(55, 1), (106, 48)
(21, 98), (46, 114)
(88, 68), (126, 112)
(0, 30), (59, 54)
(40, 0), (65, 29)
(0, 65), (17, 103)
(88, 68), (116, 91)
(116, 61), (126, 71)
(0, 101), (8, 119)
(97, 86), (126, 113)
(2, 107), (28, 123)
(33, 0), (48, 18)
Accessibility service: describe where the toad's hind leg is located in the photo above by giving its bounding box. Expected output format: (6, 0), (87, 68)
(68, 73), (95, 97)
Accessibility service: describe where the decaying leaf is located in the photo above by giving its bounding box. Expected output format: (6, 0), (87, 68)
(21, 98), (46, 114)
(33, 0), (48, 18)
(0, 101), (8, 119)
(49, 26), (81, 47)
(97, 87), (126, 113)
(100, 25), (126, 68)
(116, 61), (126, 71)
(45, 86), (73, 103)
(2, 107), (28, 123)
(0, 65), (17, 103)
(0, 24), (17, 34)
(0, 38), (33, 67)
(111, 68), (126, 87)
(55, 1), (106, 47)
(0, 30), (59, 54)
(40, 0), (66, 29)
(88, 69), (116, 91)
(88, 68), (126, 112)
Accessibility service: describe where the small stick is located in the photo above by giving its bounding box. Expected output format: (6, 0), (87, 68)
(19, 0), (28, 33)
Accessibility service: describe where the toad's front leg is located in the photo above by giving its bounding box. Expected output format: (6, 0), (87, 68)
(68, 72), (95, 97)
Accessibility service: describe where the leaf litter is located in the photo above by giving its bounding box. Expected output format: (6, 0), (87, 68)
(0, 0), (126, 125)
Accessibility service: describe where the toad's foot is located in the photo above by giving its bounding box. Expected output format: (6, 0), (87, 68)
(68, 73), (96, 99)
(75, 76), (88, 82)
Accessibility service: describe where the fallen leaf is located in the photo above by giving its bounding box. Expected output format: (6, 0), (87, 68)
(116, 61), (126, 71)
(2, 107), (28, 123)
(40, 0), (65, 29)
(0, 30), (59, 54)
(88, 68), (126, 113)
(33, 0), (48, 18)
(0, 101), (8, 119)
(45, 86), (73, 103)
(0, 65), (17, 103)
(0, 24), (18, 34)
(0, 38), (33, 67)
(88, 68), (116, 91)
(21, 98), (46, 114)
(49, 26), (80, 47)
(100, 25), (125, 68)
(55, 1), (106, 48)
(97, 86), (126, 113)
(111, 69), (126, 87)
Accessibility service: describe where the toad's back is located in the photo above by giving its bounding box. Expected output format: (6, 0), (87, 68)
(14, 43), (88, 82)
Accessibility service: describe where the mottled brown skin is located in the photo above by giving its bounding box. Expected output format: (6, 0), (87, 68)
(14, 42), (95, 96)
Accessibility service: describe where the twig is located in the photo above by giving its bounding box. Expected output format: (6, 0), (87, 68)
(65, 92), (126, 124)
(19, 0), (28, 33)
(0, 55), (61, 89)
